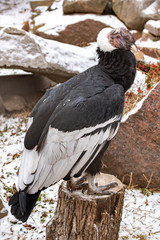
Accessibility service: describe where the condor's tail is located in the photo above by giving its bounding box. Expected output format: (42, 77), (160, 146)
(9, 190), (41, 222)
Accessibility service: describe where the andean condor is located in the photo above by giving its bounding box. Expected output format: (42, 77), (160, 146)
(9, 27), (136, 222)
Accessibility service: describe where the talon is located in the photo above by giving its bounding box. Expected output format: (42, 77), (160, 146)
(98, 182), (118, 190)
(87, 188), (115, 195)
(72, 182), (88, 191)
(68, 175), (88, 192)
(87, 174), (118, 196)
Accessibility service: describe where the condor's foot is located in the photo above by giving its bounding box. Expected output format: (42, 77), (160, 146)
(67, 174), (88, 192)
(87, 174), (118, 195)
(67, 174), (118, 195)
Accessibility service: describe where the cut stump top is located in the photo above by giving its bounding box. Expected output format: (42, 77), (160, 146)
(64, 173), (124, 200)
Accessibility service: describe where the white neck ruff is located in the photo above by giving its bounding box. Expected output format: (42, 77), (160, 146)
(97, 28), (116, 52)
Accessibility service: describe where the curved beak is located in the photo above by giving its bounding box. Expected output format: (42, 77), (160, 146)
(119, 28), (136, 50)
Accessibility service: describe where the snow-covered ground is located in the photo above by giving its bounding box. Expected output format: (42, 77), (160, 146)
(0, 115), (160, 240)
(0, 115), (61, 239)
(0, 0), (31, 28)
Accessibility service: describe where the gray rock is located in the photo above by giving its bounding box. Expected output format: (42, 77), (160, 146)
(30, 0), (55, 11)
(0, 27), (48, 70)
(3, 95), (26, 112)
(112, 0), (160, 31)
(63, 0), (109, 14)
(0, 27), (97, 83)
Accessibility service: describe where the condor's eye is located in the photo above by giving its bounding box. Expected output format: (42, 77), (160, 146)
(116, 34), (121, 39)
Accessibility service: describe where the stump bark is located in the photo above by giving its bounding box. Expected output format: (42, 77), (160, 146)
(46, 173), (125, 240)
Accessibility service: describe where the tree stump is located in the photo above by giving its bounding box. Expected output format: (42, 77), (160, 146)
(46, 173), (125, 240)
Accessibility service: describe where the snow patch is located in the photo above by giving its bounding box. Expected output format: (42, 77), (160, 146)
(136, 38), (160, 49)
(146, 19), (160, 28)
(0, 0), (31, 28)
(122, 81), (159, 123)
(129, 70), (147, 95)
(142, 1), (158, 16)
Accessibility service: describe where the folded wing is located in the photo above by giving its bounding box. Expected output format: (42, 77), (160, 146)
(18, 83), (124, 194)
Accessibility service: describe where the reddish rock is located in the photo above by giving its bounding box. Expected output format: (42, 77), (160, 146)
(36, 19), (108, 46)
(130, 30), (142, 41)
(102, 83), (160, 189)
(139, 46), (160, 59)
(141, 29), (160, 42)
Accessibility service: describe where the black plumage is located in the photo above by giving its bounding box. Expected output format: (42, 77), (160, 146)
(9, 27), (136, 222)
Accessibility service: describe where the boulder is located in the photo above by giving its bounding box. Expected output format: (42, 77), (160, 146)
(141, 20), (160, 42)
(30, 0), (55, 11)
(0, 27), (48, 70)
(141, 29), (160, 42)
(144, 20), (160, 37)
(0, 198), (8, 219)
(0, 74), (53, 112)
(2, 95), (26, 112)
(136, 39), (160, 59)
(136, 20), (160, 58)
(102, 82), (160, 189)
(112, 0), (160, 31)
(140, 46), (160, 59)
(63, 0), (109, 14)
(0, 27), (97, 82)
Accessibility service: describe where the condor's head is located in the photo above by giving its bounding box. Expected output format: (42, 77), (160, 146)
(97, 27), (135, 52)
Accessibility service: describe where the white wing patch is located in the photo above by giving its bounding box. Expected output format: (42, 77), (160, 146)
(27, 117), (33, 130)
(18, 115), (121, 194)
(46, 115), (120, 143)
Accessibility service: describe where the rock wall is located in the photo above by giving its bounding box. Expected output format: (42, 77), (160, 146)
(102, 83), (160, 189)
